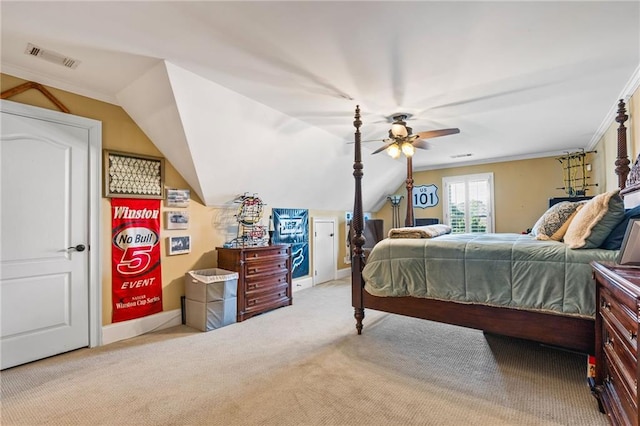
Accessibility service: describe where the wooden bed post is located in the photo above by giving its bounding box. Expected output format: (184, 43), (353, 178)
(351, 105), (366, 334)
(615, 99), (630, 190)
(404, 155), (415, 227)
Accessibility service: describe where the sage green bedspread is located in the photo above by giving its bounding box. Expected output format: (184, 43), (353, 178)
(362, 233), (618, 318)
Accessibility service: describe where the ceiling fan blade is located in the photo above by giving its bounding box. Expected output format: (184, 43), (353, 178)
(412, 139), (430, 150)
(415, 128), (460, 140)
(371, 141), (394, 155)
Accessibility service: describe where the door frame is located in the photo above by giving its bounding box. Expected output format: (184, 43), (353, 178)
(312, 217), (337, 285)
(2, 99), (102, 348)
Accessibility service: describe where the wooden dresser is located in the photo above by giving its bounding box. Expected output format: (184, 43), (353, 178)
(592, 262), (639, 426)
(217, 245), (292, 322)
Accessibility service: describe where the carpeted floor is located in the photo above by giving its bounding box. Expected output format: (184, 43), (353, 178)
(0, 279), (608, 425)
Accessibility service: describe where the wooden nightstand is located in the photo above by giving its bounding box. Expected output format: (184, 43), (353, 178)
(592, 262), (639, 426)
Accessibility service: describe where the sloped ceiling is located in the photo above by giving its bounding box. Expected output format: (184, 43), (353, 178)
(1, 1), (639, 212)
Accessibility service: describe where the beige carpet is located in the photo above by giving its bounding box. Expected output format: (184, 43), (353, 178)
(1, 279), (608, 425)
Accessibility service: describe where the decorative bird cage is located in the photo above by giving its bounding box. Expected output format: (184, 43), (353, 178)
(225, 193), (269, 248)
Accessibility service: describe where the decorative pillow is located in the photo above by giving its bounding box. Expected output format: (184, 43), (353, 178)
(530, 201), (582, 241)
(563, 190), (626, 249)
(599, 205), (640, 249)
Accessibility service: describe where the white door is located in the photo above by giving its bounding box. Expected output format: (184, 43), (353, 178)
(1, 102), (96, 369)
(313, 219), (336, 285)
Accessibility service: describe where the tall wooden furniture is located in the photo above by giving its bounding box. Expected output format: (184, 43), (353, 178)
(217, 245), (292, 322)
(592, 262), (639, 426)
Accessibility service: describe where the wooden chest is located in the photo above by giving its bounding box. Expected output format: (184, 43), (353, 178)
(592, 262), (639, 426)
(217, 245), (292, 322)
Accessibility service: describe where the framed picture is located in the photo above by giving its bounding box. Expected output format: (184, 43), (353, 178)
(104, 150), (164, 199)
(165, 211), (189, 230)
(168, 235), (191, 255)
(166, 189), (190, 207)
(617, 219), (640, 265)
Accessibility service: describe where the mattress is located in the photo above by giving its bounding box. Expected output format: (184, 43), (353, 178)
(362, 233), (618, 317)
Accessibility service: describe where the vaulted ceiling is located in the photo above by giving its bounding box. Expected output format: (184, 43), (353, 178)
(2, 1), (639, 211)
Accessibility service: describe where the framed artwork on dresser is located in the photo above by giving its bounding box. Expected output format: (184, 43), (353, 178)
(617, 218), (640, 265)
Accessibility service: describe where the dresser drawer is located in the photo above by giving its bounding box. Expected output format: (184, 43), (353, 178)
(600, 287), (638, 355)
(603, 351), (638, 426)
(245, 256), (289, 277)
(245, 273), (289, 292)
(243, 246), (290, 261)
(602, 316), (638, 401)
(244, 283), (290, 312)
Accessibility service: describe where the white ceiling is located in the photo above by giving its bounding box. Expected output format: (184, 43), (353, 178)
(2, 1), (639, 212)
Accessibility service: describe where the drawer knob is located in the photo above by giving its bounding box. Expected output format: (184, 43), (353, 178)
(630, 330), (637, 340)
(601, 301), (611, 311)
(605, 337), (614, 348)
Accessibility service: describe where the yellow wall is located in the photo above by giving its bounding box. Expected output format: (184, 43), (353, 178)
(1, 74), (348, 326)
(375, 155), (598, 235)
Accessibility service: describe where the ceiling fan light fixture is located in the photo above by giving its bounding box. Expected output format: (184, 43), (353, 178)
(387, 144), (401, 158)
(390, 123), (408, 137)
(401, 142), (415, 157)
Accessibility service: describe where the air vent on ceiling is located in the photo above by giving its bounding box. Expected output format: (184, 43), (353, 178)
(24, 43), (80, 69)
(450, 153), (473, 158)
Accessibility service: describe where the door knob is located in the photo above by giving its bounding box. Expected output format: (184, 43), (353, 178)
(67, 244), (86, 252)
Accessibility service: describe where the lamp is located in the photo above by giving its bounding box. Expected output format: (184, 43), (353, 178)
(387, 195), (404, 228)
(386, 115), (416, 159)
(387, 143), (401, 159)
(401, 142), (415, 157)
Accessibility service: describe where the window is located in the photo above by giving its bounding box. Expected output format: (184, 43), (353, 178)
(443, 173), (494, 233)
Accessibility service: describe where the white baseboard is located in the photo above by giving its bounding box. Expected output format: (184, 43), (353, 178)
(102, 309), (182, 346)
(293, 276), (313, 292)
(337, 268), (350, 279)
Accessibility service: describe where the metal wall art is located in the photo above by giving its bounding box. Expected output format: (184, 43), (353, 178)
(104, 150), (165, 199)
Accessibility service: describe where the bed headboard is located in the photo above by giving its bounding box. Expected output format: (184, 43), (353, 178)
(616, 100), (640, 208)
(621, 154), (640, 208)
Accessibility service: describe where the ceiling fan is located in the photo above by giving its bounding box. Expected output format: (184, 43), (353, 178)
(371, 114), (460, 157)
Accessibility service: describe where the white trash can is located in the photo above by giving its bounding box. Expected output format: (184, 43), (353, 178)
(184, 268), (238, 331)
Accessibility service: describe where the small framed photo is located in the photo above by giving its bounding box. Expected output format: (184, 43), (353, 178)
(617, 219), (640, 265)
(168, 235), (191, 255)
(165, 211), (189, 230)
(166, 189), (190, 208)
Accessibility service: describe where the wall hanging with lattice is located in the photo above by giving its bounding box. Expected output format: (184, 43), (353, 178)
(104, 150), (165, 199)
(555, 149), (597, 196)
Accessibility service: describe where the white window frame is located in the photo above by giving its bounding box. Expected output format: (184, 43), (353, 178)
(442, 173), (495, 233)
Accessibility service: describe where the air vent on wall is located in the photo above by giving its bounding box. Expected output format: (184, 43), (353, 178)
(24, 43), (80, 69)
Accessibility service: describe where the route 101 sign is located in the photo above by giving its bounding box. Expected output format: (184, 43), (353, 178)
(412, 184), (439, 208)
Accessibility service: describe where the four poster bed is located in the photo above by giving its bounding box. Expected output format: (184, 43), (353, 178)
(350, 100), (640, 355)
